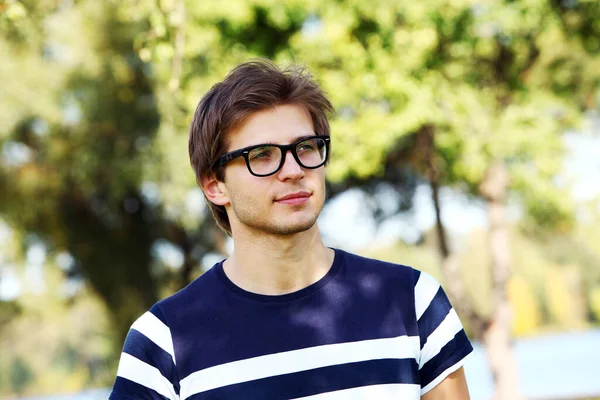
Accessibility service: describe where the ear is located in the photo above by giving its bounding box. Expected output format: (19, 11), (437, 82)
(200, 174), (230, 207)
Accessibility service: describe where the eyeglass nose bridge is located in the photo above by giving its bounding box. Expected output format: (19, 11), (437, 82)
(277, 144), (305, 174)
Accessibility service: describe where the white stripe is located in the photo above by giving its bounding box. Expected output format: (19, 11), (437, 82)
(419, 309), (463, 369)
(421, 352), (473, 395)
(292, 384), (421, 399)
(131, 311), (176, 364)
(414, 271), (440, 321)
(117, 352), (179, 400)
(180, 335), (420, 399)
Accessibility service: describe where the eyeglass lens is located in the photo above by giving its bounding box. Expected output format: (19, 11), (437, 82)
(247, 137), (327, 175)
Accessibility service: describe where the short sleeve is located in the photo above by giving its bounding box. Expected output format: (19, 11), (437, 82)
(413, 270), (473, 396)
(110, 304), (180, 400)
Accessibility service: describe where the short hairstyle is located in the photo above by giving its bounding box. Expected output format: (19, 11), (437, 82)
(188, 59), (334, 235)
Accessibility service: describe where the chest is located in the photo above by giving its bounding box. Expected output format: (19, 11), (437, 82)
(174, 300), (422, 399)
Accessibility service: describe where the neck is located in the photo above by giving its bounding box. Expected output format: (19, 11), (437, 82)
(223, 225), (334, 295)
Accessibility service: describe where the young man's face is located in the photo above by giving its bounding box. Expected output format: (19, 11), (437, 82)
(219, 104), (327, 237)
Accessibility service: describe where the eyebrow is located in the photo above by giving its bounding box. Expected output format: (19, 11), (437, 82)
(259, 134), (317, 146)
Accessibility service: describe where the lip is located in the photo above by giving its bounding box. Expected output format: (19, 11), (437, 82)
(274, 191), (312, 205)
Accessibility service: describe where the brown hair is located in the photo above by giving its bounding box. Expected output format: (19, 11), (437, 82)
(188, 59), (334, 235)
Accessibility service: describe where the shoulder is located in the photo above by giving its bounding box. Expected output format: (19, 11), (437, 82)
(334, 249), (426, 310)
(335, 248), (420, 287)
(151, 262), (224, 327)
(335, 249), (447, 311)
(125, 265), (221, 339)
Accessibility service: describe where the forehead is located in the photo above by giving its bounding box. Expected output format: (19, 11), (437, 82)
(225, 104), (315, 150)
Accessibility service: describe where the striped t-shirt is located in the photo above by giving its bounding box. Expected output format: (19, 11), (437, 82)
(110, 248), (473, 400)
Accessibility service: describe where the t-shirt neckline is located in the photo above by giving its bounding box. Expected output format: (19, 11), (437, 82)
(214, 248), (343, 303)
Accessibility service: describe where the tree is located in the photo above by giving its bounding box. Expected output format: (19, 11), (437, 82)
(0, 0), (224, 344)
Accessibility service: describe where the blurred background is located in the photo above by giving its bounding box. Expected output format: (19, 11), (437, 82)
(1, 0), (599, 399)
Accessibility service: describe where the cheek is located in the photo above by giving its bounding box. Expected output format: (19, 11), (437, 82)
(313, 170), (327, 191)
(227, 175), (271, 202)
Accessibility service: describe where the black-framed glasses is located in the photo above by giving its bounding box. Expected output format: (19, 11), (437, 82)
(218, 135), (330, 177)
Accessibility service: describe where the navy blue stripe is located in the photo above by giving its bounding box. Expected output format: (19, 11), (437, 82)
(110, 376), (170, 400)
(418, 287), (452, 349)
(187, 358), (419, 400)
(150, 304), (168, 325)
(413, 269), (421, 288)
(419, 330), (473, 388)
(123, 329), (180, 394)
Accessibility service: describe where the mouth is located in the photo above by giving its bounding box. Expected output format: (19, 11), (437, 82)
(274, 191), (312, 205)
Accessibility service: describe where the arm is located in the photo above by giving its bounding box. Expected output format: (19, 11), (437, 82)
(413, 270), (473, 398)
(422, 367), (470, 400)
(110, 305), (180, 400)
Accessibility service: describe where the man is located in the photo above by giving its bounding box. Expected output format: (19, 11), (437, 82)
(110, 60), (473, 399)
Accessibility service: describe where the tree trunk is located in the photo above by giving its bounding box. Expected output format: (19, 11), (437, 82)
(421, 126), (522, 399)
(422, 125), (487, 337)
(430, 173), (487, 337)
(480, 162), (523, 400)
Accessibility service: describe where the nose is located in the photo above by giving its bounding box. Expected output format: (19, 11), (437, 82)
(277, 149), (305, 180)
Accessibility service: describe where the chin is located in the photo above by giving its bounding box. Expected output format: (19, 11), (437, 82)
(264, 215), (319, 236)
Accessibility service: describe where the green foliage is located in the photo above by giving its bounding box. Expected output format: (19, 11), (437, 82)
(590, 286), (600, 323)
(0, 300), (21, 327)
(9, 357), (33, 395)
(0, 263), (114, 396)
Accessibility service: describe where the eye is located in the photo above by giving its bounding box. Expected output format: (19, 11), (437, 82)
(297, 141), (317, 152)
(249, 146), (276, 161)
(252, 152), (270, 160)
